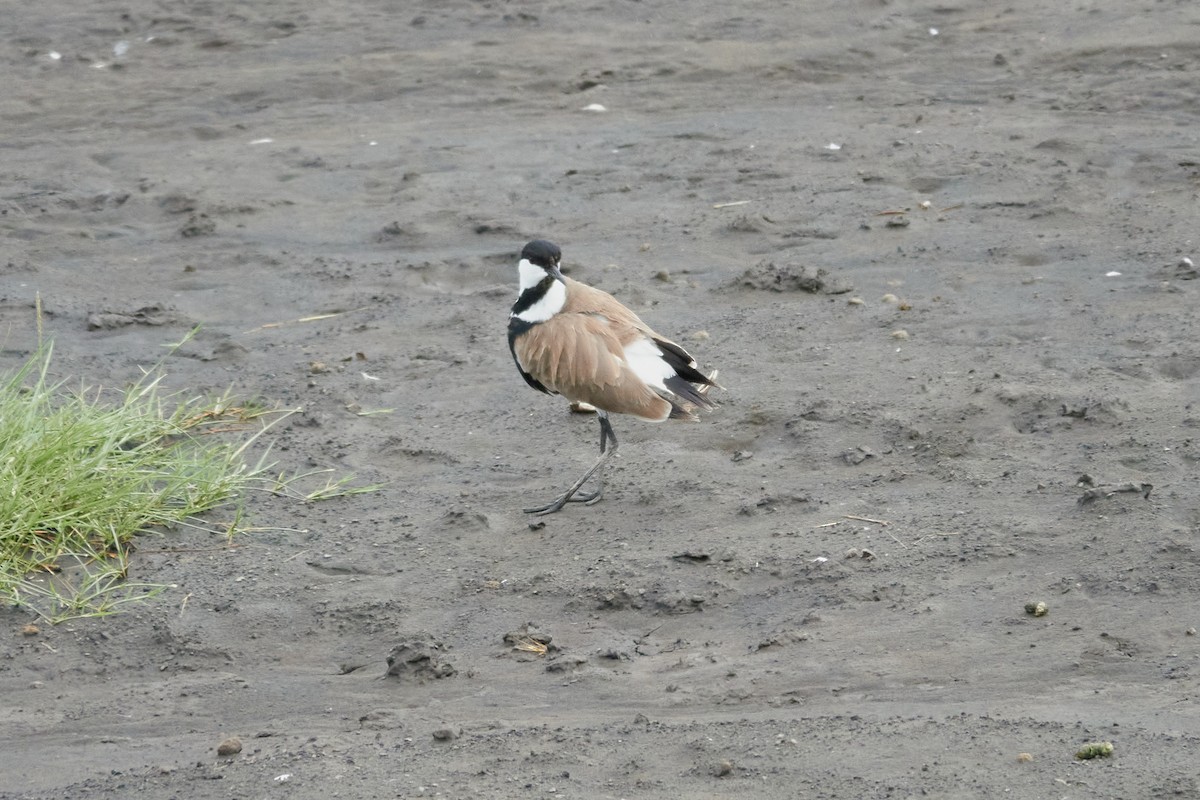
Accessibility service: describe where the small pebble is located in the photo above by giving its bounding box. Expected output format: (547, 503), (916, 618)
(881, 293), (900, 304)
(891, 330), (910, 340)
(1024, 601), (1048, 617)
(432, 727), (459, 741)
(714, 760), (734, 777)
(21, 624), (39, 636)
(1075, 741), (1113, 760)
(847, 296), (864, 305)
(216, 737), (242, 757)
(1016, 752), (1033, 763)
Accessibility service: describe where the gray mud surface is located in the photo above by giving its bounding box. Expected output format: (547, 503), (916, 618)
(2, 1), (1199, 797)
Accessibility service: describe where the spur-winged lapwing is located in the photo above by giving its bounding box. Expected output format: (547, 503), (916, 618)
(507, 239), (720, 515)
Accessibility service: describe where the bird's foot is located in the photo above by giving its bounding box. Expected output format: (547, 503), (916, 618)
(523, 485), (603, 515)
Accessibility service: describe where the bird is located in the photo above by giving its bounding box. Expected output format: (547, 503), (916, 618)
(507, 239), (720, 515)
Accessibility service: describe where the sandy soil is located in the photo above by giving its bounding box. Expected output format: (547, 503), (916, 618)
(3, 0), (1199, 797)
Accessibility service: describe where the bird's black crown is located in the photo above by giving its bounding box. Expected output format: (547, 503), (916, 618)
(521, 239), (561, 269)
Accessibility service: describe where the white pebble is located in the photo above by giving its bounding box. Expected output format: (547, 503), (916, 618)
(582, 103), (607, 112)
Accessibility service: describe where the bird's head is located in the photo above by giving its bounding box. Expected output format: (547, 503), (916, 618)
(520, 239), (562, 277)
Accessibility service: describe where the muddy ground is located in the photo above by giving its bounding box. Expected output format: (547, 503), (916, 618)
(2, 0), (1199, 797)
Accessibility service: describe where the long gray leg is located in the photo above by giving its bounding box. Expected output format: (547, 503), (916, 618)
(524, 413), (618, 515)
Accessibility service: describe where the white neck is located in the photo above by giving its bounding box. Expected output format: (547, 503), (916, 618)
(513, 258), (567, 323)
(517, 258), (548, 292)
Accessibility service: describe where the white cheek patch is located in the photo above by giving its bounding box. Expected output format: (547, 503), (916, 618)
(514, 278), (567, 323)
(517, 259), (547, 293)
(623, 337), (674, 391)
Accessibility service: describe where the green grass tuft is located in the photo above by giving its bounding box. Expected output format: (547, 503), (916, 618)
(0, 339), (377, 623)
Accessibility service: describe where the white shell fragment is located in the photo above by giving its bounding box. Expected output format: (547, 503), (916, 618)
(582, 103), (607, 112)
(1105, 271), (1121, 277)
(824, 142), (842, 151)
(48, 51), (62, 60)
(249, 138), (274, 145)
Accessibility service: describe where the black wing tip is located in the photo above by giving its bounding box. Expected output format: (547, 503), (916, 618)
(663, 370), (721, 420)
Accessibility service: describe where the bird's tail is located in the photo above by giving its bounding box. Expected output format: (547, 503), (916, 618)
(666, 369), (721, 420)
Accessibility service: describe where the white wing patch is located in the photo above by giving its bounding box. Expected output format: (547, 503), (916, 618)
(623, 337), (674, 392)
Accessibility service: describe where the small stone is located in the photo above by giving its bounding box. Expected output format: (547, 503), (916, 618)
(1016, 752), (1033, 762)
(21, 624), (39, 636)
(714, 760), (734, 777)
(891, 330), (910, 340)
(847, 296), (864, 305)
(1075, 741), (1113, 760)
(432, 727), (459, 741)
(216, 737), (242, 757)
(308, 361), (328, 374)
(1024, 601), (1048, 617)
(1186, 627), (1196, 636)
(653, 269), (671, 282)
